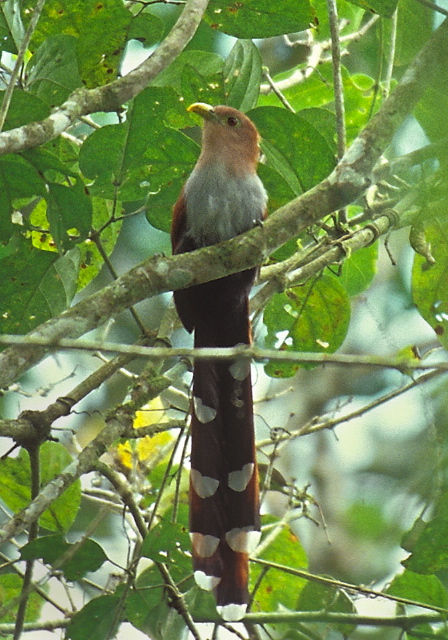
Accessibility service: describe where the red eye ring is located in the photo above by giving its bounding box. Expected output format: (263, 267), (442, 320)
(227, 116), (239, 127)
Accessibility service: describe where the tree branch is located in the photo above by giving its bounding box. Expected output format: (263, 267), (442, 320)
(0, 334), (446, 372)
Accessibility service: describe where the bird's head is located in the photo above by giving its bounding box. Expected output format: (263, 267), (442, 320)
(188, 102), (261, 176)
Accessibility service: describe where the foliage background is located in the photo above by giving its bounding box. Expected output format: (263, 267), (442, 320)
(1, 0), (448, 639)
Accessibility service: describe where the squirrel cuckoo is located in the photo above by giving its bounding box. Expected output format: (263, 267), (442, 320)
(171, 103), (267, 621)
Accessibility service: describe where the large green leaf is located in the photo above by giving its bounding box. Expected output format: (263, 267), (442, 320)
(79, 86), (192, 203)
(140, 504), (191, 583)
(412, 218), (448, 350)
(66, 595), (122, 640)
(223, 40), (262, 111)
(76, 198), (122, 291)
(21, 535), (108, 581)
(258, 64), (375, 143)
(0, 238), (79, 333)
(402, 492), (448, 574)
(205, 0), (314, 38)
(76, 1), (130, 88)
(127, 12), (164, 48)
(0, 0), (24, 54)
(27, 34), (83, 107)
(0, 89), (49, 131)
(394, 0), (433, 67)
(346, 0), (397, 17)
(251, 517), (308, 612)
(0, 574), (43, 624)
(297, 581), (356, 637)
(47, 180), (93, 252)
(0, 442), (81, 532)
(127, 505), (193, 637)
(340, 239), (378, 297)
(250, 106), (336, 196)
(263, 274), (351, 377)
(0, 154), (47, 243)
(386, 569), (448, 609)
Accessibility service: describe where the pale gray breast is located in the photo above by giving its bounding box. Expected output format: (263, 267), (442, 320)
(184, 162), (267, 247)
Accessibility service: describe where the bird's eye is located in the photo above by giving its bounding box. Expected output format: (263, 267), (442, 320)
(227, 116), (239, 127)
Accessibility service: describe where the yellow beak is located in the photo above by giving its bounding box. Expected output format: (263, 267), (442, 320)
(187, 102), (218, 121)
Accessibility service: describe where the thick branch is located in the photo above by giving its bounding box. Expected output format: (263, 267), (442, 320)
(0, 0), (208, 154)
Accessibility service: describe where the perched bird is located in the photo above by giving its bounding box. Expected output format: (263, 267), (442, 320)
(171, 103), (267, 621)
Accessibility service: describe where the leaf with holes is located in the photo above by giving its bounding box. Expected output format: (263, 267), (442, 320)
(205, 0), (314, 38)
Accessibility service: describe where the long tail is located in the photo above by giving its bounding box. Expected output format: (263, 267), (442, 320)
(180, 270), (260, 621)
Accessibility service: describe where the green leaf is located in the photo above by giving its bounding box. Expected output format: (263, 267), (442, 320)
(76, 198), (122, 291)
(126, 571), (168, 631)
(141, 504), (191, 583)
(145, 178), (189, 234)
(127, 590), (187, 640)
(179, 64), (225, 115)
(263, 275), (351, 377)
(152, 50), (225, 92)
(0, 89), (49, 131)
(0, 0), (24, 54)
(127, 11), (164, 47)
(79, 86), (191, 202)
(340, 240), (378, 296)
(205, 0), (314, 38)
(394, 0), (433, 67)
(24, 0), (132, 87)
(27, 34), (83, 107)
(76, 1), (130, 87)
(386, 570), (448, 609)
(258, 163), (296, 214)
(249, 106), (336, 196)
(127, 505), (193, 638)
(223, 40), (262, 111)
(0, 238), (80, 333)
(66, 595), (122, 640)
(297, 581), (356, 637)
(258, 64), (375, 143)
(298, 107), (338, 155)
(414, 65), (448, 142)
(0, 442), (81, 532)
(402, 492), (448, 574)
(0, 154), (47, 242)
(412, 219), (448, 350)
(0, 574), (43, 624)
(152, 51), (225, 124)
(185, 586), (218, 621)
(22, 147), (78, 181)
(251, 518), (308, 612)
(21, 535), (108, 581)
(346, 0), (398, 17)
(47, 180), (93, 252)
(40, 442), (82, 532)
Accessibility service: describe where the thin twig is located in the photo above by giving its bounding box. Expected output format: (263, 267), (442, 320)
(262, 68), (295, 112)
(1, 333), (447, 372)
(250, 558), (448, 616)
(257, 367), (445, 450)
(13, 442), (41, 640)
(326, 0), (346, 159)
(383, 8), (398, 100)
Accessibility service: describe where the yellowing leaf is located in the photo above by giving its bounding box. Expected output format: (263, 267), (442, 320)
(115, 397), (172, 471)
